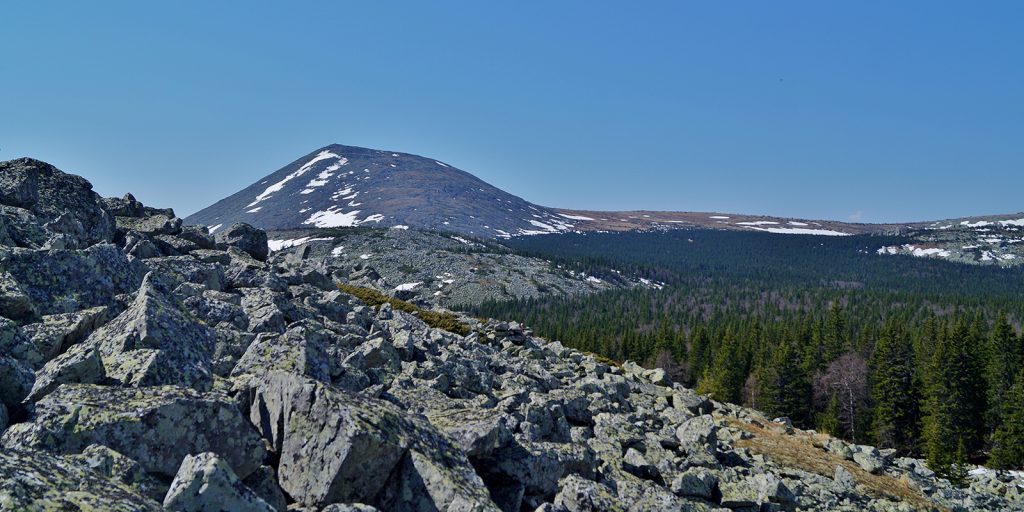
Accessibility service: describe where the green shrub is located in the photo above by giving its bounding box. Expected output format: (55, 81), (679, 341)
(337, 283), (470, 336)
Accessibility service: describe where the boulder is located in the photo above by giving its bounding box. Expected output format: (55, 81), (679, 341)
(21, 306), (111, 361)
(231, 322), (331, 382)
(216, 223), (269, 262)
(2, 384), (266, 479)
(675, 414), (718, 465)
(553, 475), (622, 512)
(0, 448), (162, 511)
(162, 452), (275, 512)
(27, 343), (105, 402)
(64, 443), (166, 500)
(0, 316), (43, 367)
(0, 158), (115, 246)
(246, 372), (498, 510)
(0, 243), (142, 316)
(85, 272), (215, 390)
(0, 270), (36, 320)
(242, 465), (289, 512)
(0, 355), (34, 416)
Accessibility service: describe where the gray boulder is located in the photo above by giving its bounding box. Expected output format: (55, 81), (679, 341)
(231, 322), (331, 382)
(21, 306), (111, 362)
(2, 384), (266, 479)
(0, 355), (34, 416)
(27, 343), (105, 402)
(0, 270), (36, 320)
(65, 443), (166, 500)
(162, 452), (275, 512)
(0, 243), (142, 316)
(86, 272), (215, 390)
(0, 316), (43, 367)
(216, 223), (269, 262)
(0, 158), (115, 247)
(242, 465), (289, 512)
(246, 372), (498, 510)
(0, 448), (161, 511)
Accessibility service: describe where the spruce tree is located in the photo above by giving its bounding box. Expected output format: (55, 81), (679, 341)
(760, 337), (813, 427)
(991, 370), (1024, 470)
(987, 313), (1021, 432)
(870, 324), (920, 454)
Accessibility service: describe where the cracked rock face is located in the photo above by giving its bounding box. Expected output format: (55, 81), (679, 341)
(0, 158), (1022, 512)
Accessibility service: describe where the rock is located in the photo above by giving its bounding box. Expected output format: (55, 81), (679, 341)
(231, 322), (331, 382)
(2, 384), (266, 479)
(1, 243), (143, 316)
(319, 505), (380, 512)
(102, 193), (146, 217)
(675, 414), (718, 465)
(834, 464), (856, 490)
(0, 270), (36, 320)
(670, 468), (718, 499)
(852, 446), (885, 474)
(424, 407), (514, 457)
(143, 255), (224, 291)
(0, 316), (43, 366)
(671, 385), (712, 415)
(27, 343), (105, 402)
(0, 355), (34, 416)
(21, 306), (111, 362)
(85, 272), (215, 390)
(65, 443), (166, 500)
(642, 368), (670, 386)
(242, 465), (289, 512)
(0, 448), (162, 511)
(622, 447), (660, 481)
(553, 475), (622, 512)
(0, 402), (7, 433)
(246, 372), (497, 510)
(0, 158), (115, 246)
(115, 214), (182, 238)
(216, 223), (269, 262)
(162, 452), (275, 512)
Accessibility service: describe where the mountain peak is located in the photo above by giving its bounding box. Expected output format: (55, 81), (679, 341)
(185, 144), (579, 237)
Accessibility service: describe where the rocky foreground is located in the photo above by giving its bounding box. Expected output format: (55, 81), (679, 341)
(0, 157), (1022, 511)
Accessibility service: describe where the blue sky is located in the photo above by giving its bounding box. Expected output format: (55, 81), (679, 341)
(1, 1), (1021, 222)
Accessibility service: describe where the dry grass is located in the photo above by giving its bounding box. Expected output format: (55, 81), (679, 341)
(721, 416), (945, 512)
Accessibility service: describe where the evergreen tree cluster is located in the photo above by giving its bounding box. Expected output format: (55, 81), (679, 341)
(471, 230), (1024, 475)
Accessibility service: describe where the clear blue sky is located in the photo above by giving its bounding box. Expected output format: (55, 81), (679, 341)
(1, 1), (1021, 222)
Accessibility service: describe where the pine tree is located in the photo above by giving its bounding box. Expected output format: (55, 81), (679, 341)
(760, 337), (813, 427)
(991, 370), (1024, 470)
(987, 313), (1022, 433)
(870, 324), (920, 454)
(697, 330), (746, 403)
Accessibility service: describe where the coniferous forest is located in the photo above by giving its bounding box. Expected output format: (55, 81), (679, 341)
(470, 230), (1024, 481)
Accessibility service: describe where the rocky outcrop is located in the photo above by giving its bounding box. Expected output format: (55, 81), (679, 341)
(215, 222), (269, 262)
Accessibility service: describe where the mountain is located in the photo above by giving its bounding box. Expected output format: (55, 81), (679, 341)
(185, 144), (581, 238)
(2, 157), (1021, 511)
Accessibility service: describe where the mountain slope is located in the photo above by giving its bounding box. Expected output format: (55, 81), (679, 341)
(185, 144), (580, 238)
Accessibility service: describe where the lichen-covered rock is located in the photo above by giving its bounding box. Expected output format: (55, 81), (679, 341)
(0, 158), (115, 247)
(215, 223), (269, 262)
(319, 505), (380, 512)
(553, 475), (624, 512)
(85, 272), (215, 390)
(143, 255), (224, 291)
(115, 214), (182, 238)
(424, 407), (514, 458)
(2, 384), (265, 479)
(0, 448), (162, 511)
(231, 322), (331, 382)
(162, 452), (275, 512)
(27, 343), (105, 402)
(21, 306), (112, 362)
(246, 372), (498, 510)
(0, 316), (42, 367)
(64, 443), (166, 500)
(0, 270), (36, 321)
(0, 243), (142, 316)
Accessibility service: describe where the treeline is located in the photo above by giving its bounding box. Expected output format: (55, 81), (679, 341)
(469, 230), (1024, 481)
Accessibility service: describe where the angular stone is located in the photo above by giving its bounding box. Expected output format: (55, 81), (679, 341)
(675, 414), (718, 465)
(163, 452), (275, 512)
(0, 355), (34, 416)
(852, 446), (885, 474)
(0, 270), (36, 320)
(86, 272), (215, 390)
(21, 306), (111, 362)
(27, 343), (105, 402)
(670, 468), (718, 499)
(0, 316), (43, 366)
(65, 443), (166, 500)
(1, 243), (142, 316)
(424, 407), (513, 458)
(553, 475), (621, 512)
(0, 448), (162, 511)
(246, 372), (497, 510)
(2, 384), (265, 479)
(216, 223), (269, 262)
(231, 322), (331, 382)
